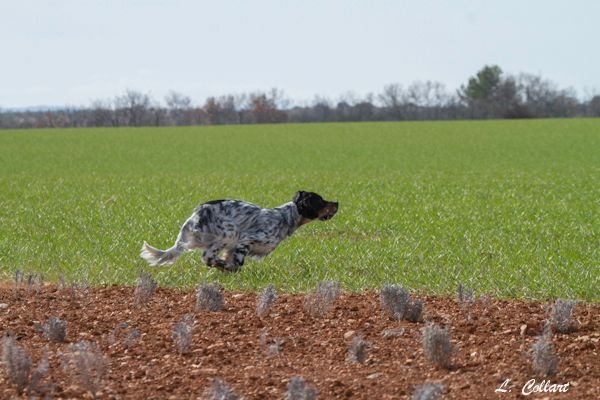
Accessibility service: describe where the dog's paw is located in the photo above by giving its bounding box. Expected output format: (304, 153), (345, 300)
(207, 259), (227, 271)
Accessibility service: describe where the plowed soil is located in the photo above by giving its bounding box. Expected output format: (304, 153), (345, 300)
(0, 285), (598, 399)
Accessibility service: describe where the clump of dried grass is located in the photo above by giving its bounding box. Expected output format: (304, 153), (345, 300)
(380, 284), (423, 322)
(172, 314), (195, 355)
(259, 328), (284, 358)
(531, 332), (559, 376)
(108, 322), (140, 348)
(304, 280), (341, 318)
(284, 376), (318, 400)
(196, 283), (224, 312)
(134, 271), (157, 305)
(42, 316), (67, 343)
(256, 283), (277, 317)
(204, 377), (240, 400)
(422, 323), (453, 369)
(411, 381), (444, 400)
(61, 340), (109, 400)
(346, 335), (370, 364)
(548, 299), (577, 334)
(1, 335), (33, 395)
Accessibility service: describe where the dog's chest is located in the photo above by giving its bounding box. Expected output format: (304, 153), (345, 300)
(248, 241), (279, 257)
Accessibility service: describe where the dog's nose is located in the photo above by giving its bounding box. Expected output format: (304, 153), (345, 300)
(332, 201), (339, 209)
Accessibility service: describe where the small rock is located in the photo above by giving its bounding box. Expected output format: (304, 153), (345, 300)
(0, 303), (8, 309)
(367, 372), (383, 379)
(382, 328), (405, 338)
(201, 368), (217, 374)
(232, 293), (244, 299)
(343, 330), (356, 340)
(520, 324), (527, 336)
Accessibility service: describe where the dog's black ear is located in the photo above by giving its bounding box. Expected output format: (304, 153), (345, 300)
(293, 191), (306, 203)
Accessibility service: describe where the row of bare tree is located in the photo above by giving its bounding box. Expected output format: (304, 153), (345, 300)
(1, 66), (599, 129)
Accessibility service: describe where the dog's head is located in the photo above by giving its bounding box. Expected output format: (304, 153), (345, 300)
(293, 191), (338, 222)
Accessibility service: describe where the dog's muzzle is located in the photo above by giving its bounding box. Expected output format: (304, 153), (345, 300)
(319, 201), (339, 221)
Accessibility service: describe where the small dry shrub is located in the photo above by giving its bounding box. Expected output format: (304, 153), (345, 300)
(204, 377), (239, 400)
(457, 283), (474, 320)
(548, 299), (576, 334)
(422, 323), (452, 369)
(58, 274), (67, 290)
(404, 299), (424, 323)
(259, 328), (284, 358)
(28, 348), (50, 397)
(1, 335), (32, 395)
(304, 280), (341, 318)
(14, 272), (43, 294)
(172, 314), (195, 354)
(285, 376), (318, 400)
(68, 280), (91, 304)
(42, 316), (67, 343)
(196, 283), (224, 312)
(134, 271), (157, 305)
(108, 322), (140, 348)
(266, 338), (284, 358)
(0, 336), (50, 398)
(457, 283), (474, 304)
(14, 270), (24, 289)
(1, 336), (51, 396)
(411, 381), (444, 400)
(380, 284), (409, 318)
(531, 333), (559, 376)
(346, 335), (370, 364)
(380, 284), (423, 322)
(27, 273), (43, 289)
(61, 340), (109, 400)
(256, 283), (277, 317)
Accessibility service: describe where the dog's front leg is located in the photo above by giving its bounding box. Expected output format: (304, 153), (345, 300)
(202, 244), (225, 270)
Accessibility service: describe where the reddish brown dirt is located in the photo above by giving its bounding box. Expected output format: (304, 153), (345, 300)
(0, 285), (598, 399)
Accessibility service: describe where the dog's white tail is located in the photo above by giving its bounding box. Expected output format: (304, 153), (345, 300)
(140, 241), (184, 266)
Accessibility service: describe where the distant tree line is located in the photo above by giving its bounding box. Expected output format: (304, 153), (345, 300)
(1, 65), (599, 129)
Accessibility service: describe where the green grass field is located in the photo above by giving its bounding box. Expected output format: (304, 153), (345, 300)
(1, 119), (599, 300)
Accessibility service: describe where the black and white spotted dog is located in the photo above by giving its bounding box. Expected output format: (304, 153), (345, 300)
(140, 191), (338, 272)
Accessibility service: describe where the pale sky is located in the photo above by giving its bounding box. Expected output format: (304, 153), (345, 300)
(1, 0), (599, 108)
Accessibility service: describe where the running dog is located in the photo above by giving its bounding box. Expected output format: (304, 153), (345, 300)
(140, 191), (338, 272)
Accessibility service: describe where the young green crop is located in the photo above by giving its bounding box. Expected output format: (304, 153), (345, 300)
(1, 119), (599, 299)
